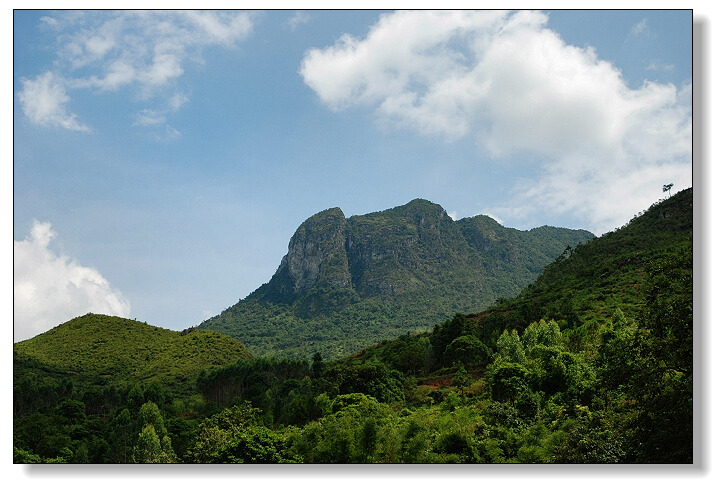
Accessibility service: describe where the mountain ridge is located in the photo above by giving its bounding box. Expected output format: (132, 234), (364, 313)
(199, 198), (595, 359)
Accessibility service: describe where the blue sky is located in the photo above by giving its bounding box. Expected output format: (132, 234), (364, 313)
(13, 10), (693, 342)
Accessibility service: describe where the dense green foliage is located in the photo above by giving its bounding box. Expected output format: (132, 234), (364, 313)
(14, 314), (252, 418)
(495, 187), (693, 328)
(13, 189), (692, 464)
(200, 198), (594, 359)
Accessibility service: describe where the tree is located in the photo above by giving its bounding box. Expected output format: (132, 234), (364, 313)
(132, 425), (162, 463)
(144, 382), (168, 407)
(490, 362), (530, 404)
(434, 431), (476, 462)
(386, 336), (432, 375)
(359, 418), (379, 462)
(495, 329), (526, 364)
(311, 352), (324, 378)
(430, 314), (466, 366)
(209, 426), (301, 463)
(126, 383), (145, 412)
(14, 412), (72, 460)
(444, 335), (492, 368)
(132, 401), (176, 463)
(452, 363), (470, 398)
(550, 409), (627, 463)
(138, 401), (167, 439)
(521, 319), (562, 354)
(14, 447), (42, 463)
(55, 398), (86, 426)
(327, 361), (404, 403)
(628, 249), (692, 462)
(186, 402), (262, 463)
(400, 419), (429, 463)
(109, 408), (133, 463)
(288, 393), (395, 463)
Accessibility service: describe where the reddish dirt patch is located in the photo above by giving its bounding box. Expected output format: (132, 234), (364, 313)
(421, 376), (453, 389)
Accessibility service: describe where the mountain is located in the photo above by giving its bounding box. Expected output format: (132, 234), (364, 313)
(199, 199), (595, 359)
(14, 313), (253, 401)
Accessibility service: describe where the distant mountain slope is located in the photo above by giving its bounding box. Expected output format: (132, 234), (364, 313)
(199, 199), (595, 359)
(14, 313), (253, 392)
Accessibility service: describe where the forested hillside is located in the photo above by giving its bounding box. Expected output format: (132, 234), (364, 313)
(13, 189), (692, 464)
(200, 198), (594, 359)
(14, 314), (252, 414)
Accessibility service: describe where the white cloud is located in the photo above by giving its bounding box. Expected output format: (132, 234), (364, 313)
(288, 11), (311, 31)
(300, 10), (692, 234)
(129, 88), (187, 140)
(181, 10), (254, 46)
(17, 72), (90, 131)
(19, 11), (254, 131)
(646, 60), (675, 72)
(93, 60), (136, 91)
(132, 109), (183, 141)
(133, 108), (166, 126)
(168, 91), (189, 111)
(39, 15), (58, 27)
(131, 92), (188, 138)
(163, 125), (182, 141)
(140, 43), (185, 87)
(13, 221), (131, 342)
(629, 18), (649, 37)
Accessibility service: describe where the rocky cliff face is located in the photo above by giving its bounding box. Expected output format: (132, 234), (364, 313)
(252, 198), (594, 311)
(267, 207), (351, 299)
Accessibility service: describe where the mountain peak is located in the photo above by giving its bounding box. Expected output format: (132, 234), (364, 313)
(385, 198), (449, 220)
(259, 206), (350, 305)
(403, 198), (443, 210)
(203, 199), (596, 358)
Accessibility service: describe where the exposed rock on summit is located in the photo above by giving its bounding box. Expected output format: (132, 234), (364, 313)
(200, 198), (596, 357)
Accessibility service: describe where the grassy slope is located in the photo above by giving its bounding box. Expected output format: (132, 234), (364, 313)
(14, 313), (253, 390)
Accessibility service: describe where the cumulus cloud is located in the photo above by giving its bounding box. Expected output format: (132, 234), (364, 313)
(18, 10), (254, 132)
(17, 72), (90, 131)
(300, 10), (692, 234)
(13, 221), (131, 342)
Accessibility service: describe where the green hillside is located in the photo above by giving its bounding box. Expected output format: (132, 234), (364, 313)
(200, 199), (594, 359)
(14, 313), (252, 398)
(484, 186), (693, 334)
